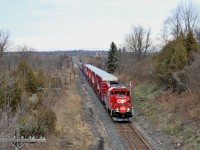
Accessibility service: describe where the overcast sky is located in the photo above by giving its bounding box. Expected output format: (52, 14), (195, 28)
(1, 0), (199, 51)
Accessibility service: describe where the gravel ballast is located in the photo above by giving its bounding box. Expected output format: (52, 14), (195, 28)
(77, 69), (128, 150)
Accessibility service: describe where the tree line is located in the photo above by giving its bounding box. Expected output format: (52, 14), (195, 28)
(106, 1), (200, 93)
(0, 35), (71, 148)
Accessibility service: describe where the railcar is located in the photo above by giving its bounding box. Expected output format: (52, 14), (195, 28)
(81, 63), (133, 121)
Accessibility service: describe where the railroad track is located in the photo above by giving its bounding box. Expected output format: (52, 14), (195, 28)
(115, 123), (152, 150)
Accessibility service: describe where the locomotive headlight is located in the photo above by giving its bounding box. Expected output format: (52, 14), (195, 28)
(116, 108), (119, 112)
(127, 108), (130, 112)
(117, 99), (127, 103)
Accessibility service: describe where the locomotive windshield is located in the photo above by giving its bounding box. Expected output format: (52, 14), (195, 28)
(114, 90), (125, 95)
(110, 81), (119, 85)
(111, 88), (130, 98)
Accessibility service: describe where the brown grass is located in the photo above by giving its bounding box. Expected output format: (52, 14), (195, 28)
(52, 81), (93, 150)
(26, 70), (93, 150)
(156, 92), (200, 121)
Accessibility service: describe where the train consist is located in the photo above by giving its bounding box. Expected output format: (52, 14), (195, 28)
(80, 63), (133, 121)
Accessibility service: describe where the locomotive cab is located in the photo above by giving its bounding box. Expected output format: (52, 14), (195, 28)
(107, 82), (133, 119)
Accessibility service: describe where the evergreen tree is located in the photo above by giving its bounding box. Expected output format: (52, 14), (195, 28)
(170, 40), (187, 71)
(107, 42), (118, 73)
(155, 40), (176, 81)
(37, 68), (46, 89)
(0, 76), (21, 113)
(185, 30), (198, 63)
(26, 68), (37, 93)
(155, 38), (188, 83)
(17, 60), (38, 94)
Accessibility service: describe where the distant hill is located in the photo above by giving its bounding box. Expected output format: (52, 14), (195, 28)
(6, 50), (108, 56)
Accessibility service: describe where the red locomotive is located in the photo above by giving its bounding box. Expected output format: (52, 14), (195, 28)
(81, 64), (133, 121)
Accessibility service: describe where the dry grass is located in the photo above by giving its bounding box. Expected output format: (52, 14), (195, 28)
(26, 70), (93, 150)
(133, 81), (200, 149)
(26, 134), (58, 150)
(52, 81), (93, 150)
(157, 92), (200, 121)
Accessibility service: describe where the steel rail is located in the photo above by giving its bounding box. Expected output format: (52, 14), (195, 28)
(116, 123), (152, 150)
(128, 123), (152, 150)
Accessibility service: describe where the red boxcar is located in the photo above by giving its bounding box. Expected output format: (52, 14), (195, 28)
(82, 64), (133, 120)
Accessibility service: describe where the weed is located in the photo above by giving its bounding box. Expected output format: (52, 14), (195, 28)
(196, 138), (200, 149)
(182, 127), (195, 143)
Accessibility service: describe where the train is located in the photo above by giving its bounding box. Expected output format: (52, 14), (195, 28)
(80, 63), (133, 121)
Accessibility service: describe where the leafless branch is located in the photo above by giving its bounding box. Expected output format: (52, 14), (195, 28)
(0, 30), (9, 59)
(125, 25), (152, 61)
(164, 1), (200, 38)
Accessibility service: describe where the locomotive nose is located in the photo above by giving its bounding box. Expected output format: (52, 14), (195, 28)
(119, 106), (127, 113)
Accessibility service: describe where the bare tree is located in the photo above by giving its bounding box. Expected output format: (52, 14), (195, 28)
(117, 46), (129, 74)
(0, 30), (9, 59)
(17, 44), (32, 61)
(194, 27), (200, 45)
(57, 54), (69, 71)
(125, 25), (152, 61)
(165, 5), (183, 38)
(165, 1), (200, 39)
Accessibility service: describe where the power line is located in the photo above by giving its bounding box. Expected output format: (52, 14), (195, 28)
(0, 134), (46, 150)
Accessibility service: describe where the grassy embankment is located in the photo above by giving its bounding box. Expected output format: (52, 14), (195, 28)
(132, 81), (200, 149)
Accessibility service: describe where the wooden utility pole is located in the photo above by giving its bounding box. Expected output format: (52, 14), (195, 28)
(70, 71), (71, 84)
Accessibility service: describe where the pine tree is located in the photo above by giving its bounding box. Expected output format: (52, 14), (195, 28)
(107, 42), (118, 73)
(17, 60), (38, 94)
(155, 38), (188, 83)
(7, 81), (21, 113)
(170, 40), (187, 71)
(26, 68), (37, 93)
(37, 68), (46, 89)
(155, 40), (176, 81)
(0, 76), (21, 113)
(185, 30), (198, 63)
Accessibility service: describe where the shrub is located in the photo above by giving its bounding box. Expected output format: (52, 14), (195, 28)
(19, 106), (56, 137)
(16, 60), (38, 94)
(185, 30), (198, 63)
(37, 107), (57, 134)
(184, 51), (200, 93)
(0, 76), (21, 113)
(37, 68), (46, 88)
(19, 114), (39, 138)
(155, 38), (188, 85)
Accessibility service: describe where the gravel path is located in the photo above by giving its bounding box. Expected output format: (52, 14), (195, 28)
(77, 69), (128, 150)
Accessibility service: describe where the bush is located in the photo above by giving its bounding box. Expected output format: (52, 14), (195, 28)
(16, 60), (38, 94)
(37, 68), (46, 88)
(184, 51), (200, 93)
(37, 107), (57, 134)
(185, 30), (198, 63)
(19, 114), (40, 138)
(155, 38), (188, 85)
(0, 76), (21, 113)
(19, 106), (56, 137)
